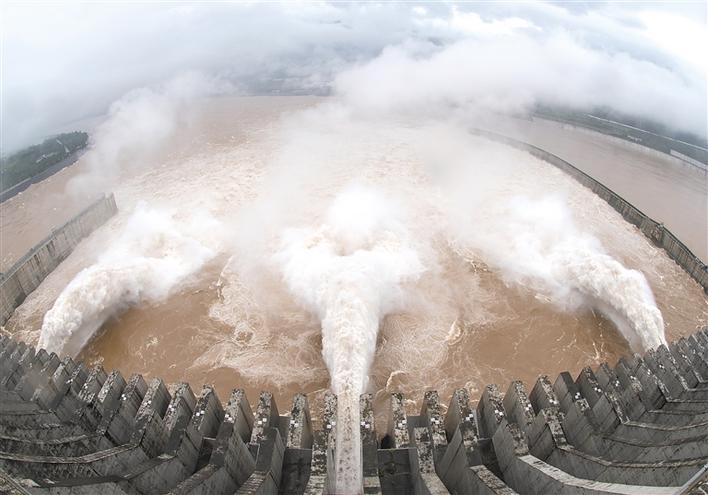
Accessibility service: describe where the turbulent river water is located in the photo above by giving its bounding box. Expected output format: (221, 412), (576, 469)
(2, 96), (707, 489)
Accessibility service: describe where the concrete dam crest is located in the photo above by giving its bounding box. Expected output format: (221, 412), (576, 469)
(0, 329), (707, 493)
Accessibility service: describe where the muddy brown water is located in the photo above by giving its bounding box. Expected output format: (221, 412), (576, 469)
(3, 96), (706, 424)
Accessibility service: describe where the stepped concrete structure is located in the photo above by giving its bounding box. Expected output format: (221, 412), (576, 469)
(0, 329), (707, 494)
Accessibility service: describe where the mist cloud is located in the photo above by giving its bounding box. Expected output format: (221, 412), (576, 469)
(39, 202), (223, 357)
(65, 72), (230, 198)
(334, 33), (705, 135)
(3, 1), (706, 152)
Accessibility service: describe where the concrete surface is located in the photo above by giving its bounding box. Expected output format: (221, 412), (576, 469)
(0, 329), (707, 494)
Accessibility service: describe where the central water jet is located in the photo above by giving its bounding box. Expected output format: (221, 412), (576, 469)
(275, 185), (424, 492)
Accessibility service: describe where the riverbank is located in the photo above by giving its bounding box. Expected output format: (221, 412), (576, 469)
(0, 147), (87, 203)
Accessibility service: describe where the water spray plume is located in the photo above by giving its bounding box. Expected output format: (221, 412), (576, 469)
(38, 203), (220, 357)
(463, 195), (666, 352)
(275, 185), (425, 492)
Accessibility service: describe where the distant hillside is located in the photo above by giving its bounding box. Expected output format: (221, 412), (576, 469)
(0, 132), (88, 191)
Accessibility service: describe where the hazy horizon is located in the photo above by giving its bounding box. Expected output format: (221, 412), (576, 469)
(2, 1), (706, 153)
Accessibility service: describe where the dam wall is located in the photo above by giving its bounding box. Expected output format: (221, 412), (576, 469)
(0, 194), (117, 326)
(475, 129), (708, 293)
(0, 328), (707, 493)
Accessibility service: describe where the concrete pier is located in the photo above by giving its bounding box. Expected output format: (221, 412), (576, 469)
(0, 328), (707, 494)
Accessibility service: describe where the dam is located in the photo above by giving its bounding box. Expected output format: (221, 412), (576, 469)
(0, 329), (707, 493)
(4, 2), (708, 493)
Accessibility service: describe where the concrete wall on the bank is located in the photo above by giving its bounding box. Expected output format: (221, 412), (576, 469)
(0, 194), (117, 326)
(475, 129), (708, 293)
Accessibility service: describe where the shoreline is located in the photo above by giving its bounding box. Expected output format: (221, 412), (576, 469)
(0, 146), (88, 203)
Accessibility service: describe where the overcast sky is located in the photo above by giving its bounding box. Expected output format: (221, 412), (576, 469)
(2, 1), (706, 152)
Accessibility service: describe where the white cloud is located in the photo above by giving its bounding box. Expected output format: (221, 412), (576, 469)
(449, 7), (540, 35)
(1, 1), (705, 151)
(639, 11), (708, 75)
(334, 32), (705, 136)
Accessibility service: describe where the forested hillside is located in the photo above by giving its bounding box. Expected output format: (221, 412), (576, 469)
(1, 132), (88, 191)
